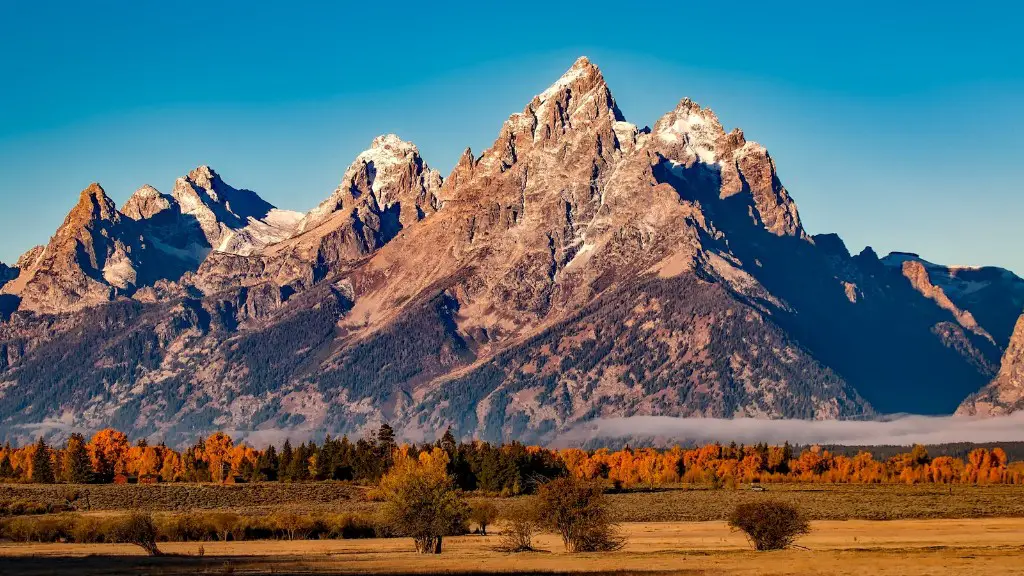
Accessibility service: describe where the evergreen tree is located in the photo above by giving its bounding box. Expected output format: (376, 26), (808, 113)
(333, 436), (354, 480)
(377, 423), (397, 474)
(0, 447), (14, 479)
(279, 440), (293, 481)
(315, 435), (334, 481)
(288, 442), (311, 481)
(255, 445), (278, 481)
(440, 427), (457, 456)
(62, 433), (93, 484)
(31, 437), (55, 483)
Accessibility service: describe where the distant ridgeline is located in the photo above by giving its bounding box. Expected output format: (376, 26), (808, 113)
(1, 425), (1021, 489)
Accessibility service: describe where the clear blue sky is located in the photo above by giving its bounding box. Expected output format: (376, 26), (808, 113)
(1, 1), (1022, 273)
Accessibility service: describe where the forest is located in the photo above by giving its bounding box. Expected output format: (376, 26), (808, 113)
(1, 424), (1022, 490)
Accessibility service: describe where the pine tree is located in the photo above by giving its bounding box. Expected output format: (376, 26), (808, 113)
(62, 433), (93, 484)
(0, 448), (14, 479)
(255, 445), (278, 481)
(31, 437), (55, 483)
(279, 440), (293, 482)
(316, 435), (334, 481)
(440, 427), (457, 456)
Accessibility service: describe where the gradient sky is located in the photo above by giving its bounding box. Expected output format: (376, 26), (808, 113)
(1, 1), (1021, 273)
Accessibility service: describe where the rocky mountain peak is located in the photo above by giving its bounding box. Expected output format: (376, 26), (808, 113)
(68, 183), (121, 227)
(186, 165), (219, 195)
(122, 184), (174, 221)
(2, 182), (148, 312)
(0, 261), (15, 290)
(171, 165), (284, 253)
(652, 98), (726, 165)
(293, 134), (441, 239)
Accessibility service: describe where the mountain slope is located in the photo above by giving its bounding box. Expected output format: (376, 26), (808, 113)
(957, 313), (1024, 416)
(0, 57), (1018, 445)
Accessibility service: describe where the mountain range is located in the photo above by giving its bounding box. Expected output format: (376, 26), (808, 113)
(1, 57), (1022, 446)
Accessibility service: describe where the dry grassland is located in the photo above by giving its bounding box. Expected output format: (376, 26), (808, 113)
(2, 519), (1024, 575)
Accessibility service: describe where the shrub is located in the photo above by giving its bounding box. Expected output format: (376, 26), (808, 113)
(535, 477), (624, 553)
(469, 500), (499, 535)
(378, 448), (469, 554)
(206, 512), (241, 541)
(107, 513), (161, 556)
(0, 514), (75, 542)
(71, 516), (104, 543)
(728, 500), (810, 551)
(271, 511), (314, 541)
(496, 501), (539, 553)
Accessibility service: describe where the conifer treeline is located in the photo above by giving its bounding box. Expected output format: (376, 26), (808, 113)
(1, 426), (1022, 488)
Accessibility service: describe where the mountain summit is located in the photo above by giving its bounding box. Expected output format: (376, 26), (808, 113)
(0, 57), (1021, 445)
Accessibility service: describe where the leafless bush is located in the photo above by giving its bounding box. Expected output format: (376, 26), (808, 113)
(496, 501), (540, 552)
(535, 477), (625, 553)
(728, 500), (810, 551)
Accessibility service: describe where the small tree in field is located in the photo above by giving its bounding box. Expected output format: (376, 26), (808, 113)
(378, 448), (469, 554)
(108, 513), (161, 556)
(728, 500), (810, 551)
(469, 500), (499, 535)
(535, 477), (624, 553)
(496, 500), (540, 553)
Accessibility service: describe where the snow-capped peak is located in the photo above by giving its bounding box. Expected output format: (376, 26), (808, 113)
(538, 56), (597, 101)
(653, 98), (726, 165)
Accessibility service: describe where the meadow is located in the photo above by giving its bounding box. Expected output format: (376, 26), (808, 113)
(1, 519), (1022, 575)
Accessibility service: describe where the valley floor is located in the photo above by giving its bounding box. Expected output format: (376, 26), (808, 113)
(2, 519), (1024, 575)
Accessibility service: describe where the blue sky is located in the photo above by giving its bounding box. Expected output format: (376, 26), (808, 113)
(1, 1), (1022, 273)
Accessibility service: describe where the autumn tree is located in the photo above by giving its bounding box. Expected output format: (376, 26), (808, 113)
(535, 476), (624, 552)
(378, 448), (469, 554)
(204, 432), (234, 483)
(469, 500), (499, 535)
(88, 428), (129, 481)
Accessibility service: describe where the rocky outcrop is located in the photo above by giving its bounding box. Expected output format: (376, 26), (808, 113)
(268, 135), (442, 274)
(1, 184), (151, 314)
(169, 166), (301, 256)
(0, 263), (15, 290)
(958, 313), (1024, 415)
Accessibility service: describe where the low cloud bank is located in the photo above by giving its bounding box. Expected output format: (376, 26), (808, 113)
(557, 413), (1024, 447)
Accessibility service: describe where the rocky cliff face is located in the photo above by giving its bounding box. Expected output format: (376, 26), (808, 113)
(957, 313), (1024, 416)
(0, 263), (15, 290)
(0, 57), (1019, 445)
(1, 184), (152, 314)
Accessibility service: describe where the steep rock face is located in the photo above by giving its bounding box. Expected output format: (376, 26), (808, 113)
(1, 184), (151, 314)
(169, 166), (302, 257)
(882, 253), (1024, 347)
(958, 314), (1024, 415)
(264, 135), (441, 275)
(0, 263), (15, 290)
(296, 134), (442, 236)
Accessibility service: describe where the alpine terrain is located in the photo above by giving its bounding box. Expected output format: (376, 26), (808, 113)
(0, 58), (1021, 445)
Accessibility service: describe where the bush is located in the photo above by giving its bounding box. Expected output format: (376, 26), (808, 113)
(107, 513), (161, 556)
(535, 477), (624, 553)
(469, 500), (499, 535)
(271, 511), (314, 541)
(727, 500), (810, 551)
(378, 449), (469, 554)
(496, 501), (539, 552)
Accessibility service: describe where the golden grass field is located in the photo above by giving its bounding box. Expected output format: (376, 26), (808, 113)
(2, 519), (1024, 575)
